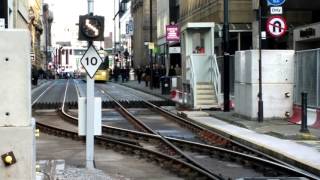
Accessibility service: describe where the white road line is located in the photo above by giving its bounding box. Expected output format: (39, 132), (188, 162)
(32, 81), (57, 106)
(73, 79), (81, 98)
(62, 80), (70, 114)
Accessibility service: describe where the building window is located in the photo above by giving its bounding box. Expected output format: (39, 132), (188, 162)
(192, 32), (205, 54)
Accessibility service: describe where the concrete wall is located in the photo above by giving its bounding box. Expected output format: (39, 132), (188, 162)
(0, 30), (35, 180)
(234, 50), (295, 119)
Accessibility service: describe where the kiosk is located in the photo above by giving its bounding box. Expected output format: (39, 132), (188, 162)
(181, 23), (221, 109)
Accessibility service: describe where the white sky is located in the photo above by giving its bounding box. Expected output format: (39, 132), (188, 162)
(45, 0), (114, 45)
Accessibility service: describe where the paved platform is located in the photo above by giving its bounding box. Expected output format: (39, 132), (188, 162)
(120, 80), (320, 178)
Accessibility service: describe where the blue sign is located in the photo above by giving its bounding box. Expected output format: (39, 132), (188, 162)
(267, 0), (286, 6)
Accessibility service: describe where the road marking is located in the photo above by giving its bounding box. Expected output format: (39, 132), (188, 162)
(32, 82), (57, 106)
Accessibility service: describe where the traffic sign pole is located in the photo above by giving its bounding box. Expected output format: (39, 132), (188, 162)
(258, 0), (263, 123)
(86, 66), (95, 169)
(80, 44), (102, 169)
(86, 0), (94, 169)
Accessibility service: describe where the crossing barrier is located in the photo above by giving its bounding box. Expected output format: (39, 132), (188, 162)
(290, 104), (320, 128)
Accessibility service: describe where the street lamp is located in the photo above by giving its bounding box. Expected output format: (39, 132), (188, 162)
(258, 0), (264, 122)
(149, 0), (153, 90)
(223, 0), (230, 111)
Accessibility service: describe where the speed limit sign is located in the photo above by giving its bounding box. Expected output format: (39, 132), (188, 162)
(80, 45), (103, 78)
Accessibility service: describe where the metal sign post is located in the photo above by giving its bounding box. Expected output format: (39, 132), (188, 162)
(258, 0), (263, 122)
(86, 0), (94, 169)
(80, 44), (102, 167)
(78, 0), (103, 170)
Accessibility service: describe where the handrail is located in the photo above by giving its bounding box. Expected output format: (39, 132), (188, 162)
(209, 55), (221, 105)
(187, 55), (197, 107)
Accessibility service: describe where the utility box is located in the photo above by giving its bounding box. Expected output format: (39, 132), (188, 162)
(0, 30), (35, 179)
(234, 50), (295, 119)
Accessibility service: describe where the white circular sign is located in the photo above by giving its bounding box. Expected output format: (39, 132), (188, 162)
(266, 16), (287, 38)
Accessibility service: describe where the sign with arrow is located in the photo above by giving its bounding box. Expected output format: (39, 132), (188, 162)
(80, 45), (103, 78)
(266, 16), (287, 38)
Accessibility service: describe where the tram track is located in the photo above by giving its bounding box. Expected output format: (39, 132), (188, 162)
(92, 84), (318, 179)
(97, 84), (312, 169)
(34, 80), (222, 179)
(32, 80), (319, 179)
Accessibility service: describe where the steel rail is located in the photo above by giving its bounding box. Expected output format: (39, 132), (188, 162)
(113, 83), (317, 174)
(96, 86), (222, 178)
(35, 81), (220, 179)
(45, 80), (319, 179)
(102, 83), (320, 179)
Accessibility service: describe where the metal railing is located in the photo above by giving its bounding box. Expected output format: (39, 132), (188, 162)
(216, 55), (235, 96)
(186, 55), (196, 107)
(294, 49), (320, 108)
(210, 55), (222, 104)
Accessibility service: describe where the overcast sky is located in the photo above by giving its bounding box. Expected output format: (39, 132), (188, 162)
(45, 0), (114, 45)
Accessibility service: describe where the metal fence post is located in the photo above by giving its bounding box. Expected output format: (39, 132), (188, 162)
(317, 49), (320, 107)
(300, 92), (309, 133)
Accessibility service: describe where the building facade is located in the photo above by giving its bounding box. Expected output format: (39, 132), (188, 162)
(119, 0), (133, 68)
(41, 3), (54, 71)
(131, 0), (157, 67)
(179, 0), (252, 56)
(157, 0), (180, 75)
(0, 0), (45, 69)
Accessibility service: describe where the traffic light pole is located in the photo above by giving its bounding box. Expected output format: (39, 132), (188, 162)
(86, 0), (95, 169)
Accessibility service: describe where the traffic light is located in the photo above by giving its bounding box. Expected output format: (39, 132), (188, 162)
(78, 15), (104, 41)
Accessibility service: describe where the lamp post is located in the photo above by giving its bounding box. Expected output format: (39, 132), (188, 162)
(45, 17), (48, 72)
(149, 0), (153, 90)
(223, 0), (230, 112)
(258, 0), (264, 122)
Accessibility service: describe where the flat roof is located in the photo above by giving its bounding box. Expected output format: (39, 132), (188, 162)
(181, 22), (215, 32)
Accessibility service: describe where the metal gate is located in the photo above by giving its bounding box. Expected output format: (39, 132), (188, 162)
(294, 49), (320, 108)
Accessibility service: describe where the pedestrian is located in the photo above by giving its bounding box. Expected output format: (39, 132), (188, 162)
(125, 67), (130, 82)
(32, 65), (39, 86)
(153, 64), (160, 88)
(175, 64), (181, 76)
(145, 65), (151, 87)
(135, 66), (143, 84)
(114, 66), (119, 82)
(121, 67), (126, 83)
(168, 65), (176, 76)
(160, 64), (166, 77)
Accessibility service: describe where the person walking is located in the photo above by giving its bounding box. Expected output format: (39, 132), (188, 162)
(175, 64), (181, 76)
(145, 65), (151, 87)
(121, 67), (126, 83)
(135, 66), (143, 84)
(168, 65), (176, 76)
(153, 64), (160, 88)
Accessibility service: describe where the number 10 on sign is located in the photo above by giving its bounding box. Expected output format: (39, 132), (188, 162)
(80, 45), (103, 78)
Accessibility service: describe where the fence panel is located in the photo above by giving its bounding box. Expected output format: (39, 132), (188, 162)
(217, 55), (235, 96)
(294, 49), (319, 108)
